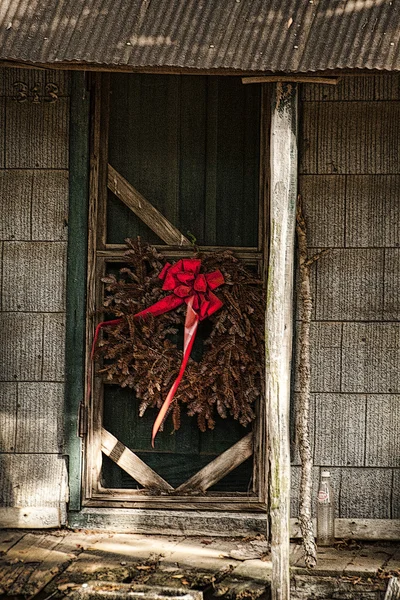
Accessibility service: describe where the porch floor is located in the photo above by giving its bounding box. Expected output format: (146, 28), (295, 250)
(0, 529), (399, 599)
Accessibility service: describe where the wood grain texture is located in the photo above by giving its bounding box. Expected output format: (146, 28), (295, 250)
(267, 83), (298, 600)
(298, 175), (345, 247)
(342, 323), (400, 393)
(315, 248), (384, 321)
(301, 76), (376, 102)
(290, 518), (400, 540)
(0, 454), (67, 508)
(215, 78), (260, 247)
(294, 322), (342, 393)
(65, 72), (90, 512)
(374, 74), (400, 100)
(301, 102), (400, 175)
(0, 170), (32, 240)
(66, 583), (203, 600)
(15, 382), (64, 453)
(0, 99), (4, 167)
(392, 471), (400, 519)
(204, 77), (217, 245)
(0, 533), (68, 594)
(174, 433), (253, 494)
(0, 530), (25, 551)
(384, 250), (400, 321)
(346, 175), (400, 247)
(0, 313), (43, 381)
(291, 466), (396, 520)
(2, 242), (66, 312)
(314, 394), (366, 467)
(0, 241), (2, 311)
(5, 98), (69, 168)
(340, 468), (393, 519)
(0, 383), (17, 452)
(68, 507), (267, 536)
(108, 165), (190, 247)
(334, 518), (400, 540)
(31, 170), (69, 241)
(365, 396), (400, 467)
(87, 76), (109, 500)
(0, 66), (6, 95)
(299, 102), (318, 174)
(244, 76), (339, 86)
(101, 428), (174, 492)
(1, 540), (73, 597)
(42, 313), (66, 381)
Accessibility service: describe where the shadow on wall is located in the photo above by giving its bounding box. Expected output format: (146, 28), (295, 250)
(0, 382), (67, 527)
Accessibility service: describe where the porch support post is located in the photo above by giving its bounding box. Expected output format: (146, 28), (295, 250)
(266, 82), (298, 600)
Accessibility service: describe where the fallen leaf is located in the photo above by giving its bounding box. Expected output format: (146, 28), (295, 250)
(201, 539), (213, 545)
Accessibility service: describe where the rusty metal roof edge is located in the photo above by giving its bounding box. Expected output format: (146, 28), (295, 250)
(0, 0), (399, 74)
(1, 58), (399, 77)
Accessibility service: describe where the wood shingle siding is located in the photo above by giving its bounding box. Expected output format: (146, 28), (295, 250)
(5, 100), (69, 169)
(0, 383), (17, 452)
(0, 67), (70, 525)
(294, 74), (400, 520)
(15, 382), (64, 453)
(3, 242), (66, 312)
(341, 324), (400, 394)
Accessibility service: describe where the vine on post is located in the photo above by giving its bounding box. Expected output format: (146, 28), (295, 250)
(296, 196), (330, 568)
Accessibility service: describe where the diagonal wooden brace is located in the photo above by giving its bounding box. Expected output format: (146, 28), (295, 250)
(107, 165), (191, 247)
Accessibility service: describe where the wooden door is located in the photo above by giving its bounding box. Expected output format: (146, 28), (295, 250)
(84, 73), (269, 510)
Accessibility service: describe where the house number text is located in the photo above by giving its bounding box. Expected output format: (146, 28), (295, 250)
(13, 82), (59, 104)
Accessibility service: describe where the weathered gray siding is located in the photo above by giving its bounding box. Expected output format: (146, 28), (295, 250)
(293, 74), (400, 519)
(0, 68), (70, 525)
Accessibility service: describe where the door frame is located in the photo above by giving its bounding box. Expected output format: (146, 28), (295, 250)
(82, 72), (271, 511)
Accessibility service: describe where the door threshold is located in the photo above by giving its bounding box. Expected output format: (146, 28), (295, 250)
(68, 507), (268, 536)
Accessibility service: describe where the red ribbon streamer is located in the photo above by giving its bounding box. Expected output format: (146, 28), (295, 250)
(90, 259), (224, 446)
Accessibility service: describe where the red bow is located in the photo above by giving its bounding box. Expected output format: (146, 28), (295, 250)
(138, 259), (224, 322)
(90, 259), (224, 446)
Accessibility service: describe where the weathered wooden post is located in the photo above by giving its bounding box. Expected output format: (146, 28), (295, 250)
(266, 82), (298, 600)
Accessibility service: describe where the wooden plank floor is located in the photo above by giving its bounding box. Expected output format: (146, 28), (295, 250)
(0, 529), (399, 598)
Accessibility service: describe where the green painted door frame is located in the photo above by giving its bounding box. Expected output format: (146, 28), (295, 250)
(64, 72), (266, 520)
(65, 72), (90, 512)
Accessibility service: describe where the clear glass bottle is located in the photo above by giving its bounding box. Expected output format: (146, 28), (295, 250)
(316, 470), (335, 546)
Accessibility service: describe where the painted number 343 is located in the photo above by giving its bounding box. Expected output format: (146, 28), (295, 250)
(13, 82), (59, 103)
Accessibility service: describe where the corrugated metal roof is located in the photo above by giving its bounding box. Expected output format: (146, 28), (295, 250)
(0, 0), (399, 73)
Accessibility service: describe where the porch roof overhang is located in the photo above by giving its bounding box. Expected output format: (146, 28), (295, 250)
(0, 0), (399, 74)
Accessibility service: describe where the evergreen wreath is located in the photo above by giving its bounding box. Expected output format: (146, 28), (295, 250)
(95, 238), (265, 433)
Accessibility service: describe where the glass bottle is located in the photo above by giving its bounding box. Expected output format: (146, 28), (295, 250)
(316, 470), (335, 546)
